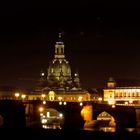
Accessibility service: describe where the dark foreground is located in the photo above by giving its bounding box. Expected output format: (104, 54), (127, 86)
(0, 128), (140, 140)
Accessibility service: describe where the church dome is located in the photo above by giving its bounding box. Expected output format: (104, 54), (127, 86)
(48, 59), (71, 78)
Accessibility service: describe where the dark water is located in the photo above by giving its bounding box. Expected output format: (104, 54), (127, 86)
(84, 126), (140, 134)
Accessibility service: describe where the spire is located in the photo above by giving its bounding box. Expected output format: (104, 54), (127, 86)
(59, 32), (62, 38)
(57, 32), (63, 44)
(54, 33), (65, 59)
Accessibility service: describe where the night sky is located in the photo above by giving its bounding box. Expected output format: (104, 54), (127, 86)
(0, 1), (140, 90)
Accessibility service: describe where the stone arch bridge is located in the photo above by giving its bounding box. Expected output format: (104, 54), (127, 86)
(0, 100), (139, 129)
(24, 100), (140, 129)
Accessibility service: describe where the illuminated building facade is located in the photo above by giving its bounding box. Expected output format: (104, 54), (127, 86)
(37, 33), (81, 91)
(32, 33), (93, 102)
(103, 77), (140, 105)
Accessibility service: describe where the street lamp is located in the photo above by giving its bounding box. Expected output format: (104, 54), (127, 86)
(15, 93), (20, 99)
(21, 94), (26, 99)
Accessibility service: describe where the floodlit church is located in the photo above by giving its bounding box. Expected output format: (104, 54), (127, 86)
(29, 33), (91, 102)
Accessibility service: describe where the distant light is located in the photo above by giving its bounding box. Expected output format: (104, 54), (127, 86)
(43, 100), (46, 104)
(42, 115), (45, 118)
(108, 99), (115, 105)
(39, 107), (44, 112)
(41, 73), (45, 76)
(15, 93), (20, 97)
(59, 101), (62, 105)
(80, 102), (83, 106)
(42, 125), (47, 129)
(78, 96), (83, 102)
(98, 97), (102, 101)
(64, 102), (67, 105)
(40, 113), (43, 116)
(47, 112), (50, 118)
(129, 100), (133, 104)
(41, 119), (47, 124)
(58, 96), (62, 101)
(125, 101), (128, 105)
(21, 94), (26, 99)
(59, 113), (63, 118)
(112, 104), (116, 108)
(41, 94), (46, 98)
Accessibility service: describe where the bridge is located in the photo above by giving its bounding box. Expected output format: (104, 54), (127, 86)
(23, 100), (140, 129)
(0, 100), (140, 129)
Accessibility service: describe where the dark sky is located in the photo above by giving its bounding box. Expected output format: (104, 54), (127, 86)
(0, 1), (140, 90)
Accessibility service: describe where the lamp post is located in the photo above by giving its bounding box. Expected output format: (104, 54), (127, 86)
(15, 93), (20, 100)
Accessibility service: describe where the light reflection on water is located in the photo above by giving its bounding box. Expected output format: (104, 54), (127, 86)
(84, 127), (140, 133)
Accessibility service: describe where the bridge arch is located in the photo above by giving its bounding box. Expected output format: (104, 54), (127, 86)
(96, 111), (116, 127)
(93, 105), (137, 129)
(39, 107), (64, 129)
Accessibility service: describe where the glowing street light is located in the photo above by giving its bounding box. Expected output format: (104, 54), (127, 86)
(112, 104), (116, 108)
(58, 96), (62, 101)
(41, 94), (46, 98)
(39, 107), (44, 112)
(78, 96), (83, 102)
(80, 102), (83, 106)
(59, 101), (62, 105)
(21, 94), (26, 99)
(15, 93), (20, 99)
(98, 97), (102, 101)
(43, 100), (46, 104)
(63, 102), (67, 105)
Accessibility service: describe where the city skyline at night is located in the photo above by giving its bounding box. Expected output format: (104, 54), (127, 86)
(1, 1), (140, 90)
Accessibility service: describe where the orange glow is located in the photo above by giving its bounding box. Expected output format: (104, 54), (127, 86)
(21, 94), (26, 99)
(78, 96), (83, 102)
(41, 94), (46, 98)
(112, 104), (116, 108)
(39, 107), (44, 112)
(81, 105), (92, 121)
(15, 93), (20, 97)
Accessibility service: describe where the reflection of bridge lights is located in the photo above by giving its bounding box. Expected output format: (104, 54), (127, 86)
(41, 119), (47, 124)
(43, 100), (46, 104)
(42, 125), (47, 129)
(47, 112), (50, 118)
(80, 102), (83, 106)
(63, 102), (67, 105)
(42, 115), (46, 118)
(40, 113), (43, 116)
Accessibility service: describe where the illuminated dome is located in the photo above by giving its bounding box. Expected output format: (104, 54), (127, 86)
(47, 59), (72, 81)
(37, 33), (81, 91)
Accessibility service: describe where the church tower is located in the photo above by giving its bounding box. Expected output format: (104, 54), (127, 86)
(54, 33), (65, 59)
(33, 33), (91, 102)
(46, 33), (72, 90)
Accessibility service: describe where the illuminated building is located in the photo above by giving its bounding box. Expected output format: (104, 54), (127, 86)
(31, 33), (94, 102)
(103, 77), (140, 105)
(37, 33), (82, 91)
